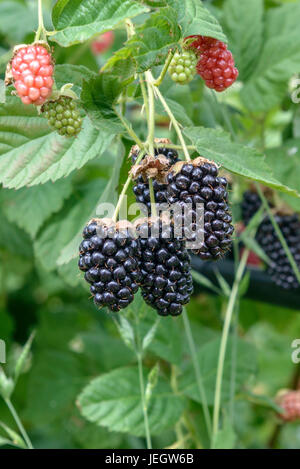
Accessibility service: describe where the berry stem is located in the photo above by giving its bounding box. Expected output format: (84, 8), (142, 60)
(139, 74), (150, 124)
(35, 0), (47, 42)
(4, 398), (33, 449)
(137, 351), (152, 449)
(255, 183), (300, 286)
(211, 248), (249, 448)
(149, 75), (191, 162)
(155, 143), (196, 152)
(145, 70), (155, 156)
(153, 50), (174, 87)
(114, 108), (144, 149)
(182, 308), (212, 440)
(112, 150), (146, 222)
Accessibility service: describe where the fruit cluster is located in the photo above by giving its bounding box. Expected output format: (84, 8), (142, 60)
(9, 44), (54, 106)
(79, 143), (234, 316)
(42, 96), (82, 137)
(169, 35), (238, 92)
(241, 190), (300, 290)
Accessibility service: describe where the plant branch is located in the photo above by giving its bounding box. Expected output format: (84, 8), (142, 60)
(114, 108), (144, 148)
(182, 308), (212, 439)
(4, 398), (33, 449)
(35, 0), (46, 42)
(145, 71), (155, 156)
(212, 249), (249, 448)
(153, 50), (174, 87)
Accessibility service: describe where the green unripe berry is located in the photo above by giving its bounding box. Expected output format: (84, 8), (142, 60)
(42, 95), (83, 137)
(169, 48), (197, 85)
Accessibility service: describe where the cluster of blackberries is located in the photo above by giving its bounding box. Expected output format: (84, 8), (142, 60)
(42, 96), (82, 137)
(256, 214), (300, 290)
(166, 159), (234, 260)
(78, 219), (141, 312)
(241, 190), (300, 290)
(136, 219), (193, 316)
(169, 36), (238, 92)
(132, 146), (179, 214)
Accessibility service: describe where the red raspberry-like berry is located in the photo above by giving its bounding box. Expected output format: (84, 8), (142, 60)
(91, 31), (115, 55)
(11, 44), (54, 106)
(187, 35), (218, 54)
(196, 41), (238, 92)
(277, 390), (300, 422)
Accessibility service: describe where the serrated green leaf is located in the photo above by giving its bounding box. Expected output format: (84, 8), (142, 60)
(35, 180), (106, 272)
(78, 366), (185, 436)
(0, 178), (72, 239)
(81, 74), (125, 133)
(142, 319), (160, 351)
(0, 96), (114, 189)
(55, 64), (96, 97)
(127, 7), (181, 72)
(184, 126), (300, 198)
(221, 0), (263, 81)
(51, 0), (148, 47)
(179, 337), (257, 405)
(168, 0), (226, 41)
(116, 316), (135, 351)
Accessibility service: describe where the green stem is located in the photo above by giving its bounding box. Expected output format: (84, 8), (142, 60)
(149, 77), (191, 161)
(35, 0), (46, 42)
(155, 143), (196, 151)
(4, 398), (33, 450)
(145, 71), (155, 156)
(139, 74), (150, 125)
(149, 178), (157, 217)
(114, 108), (144, 148)
(153, 50), (174, 87)
(112, 150), (146, 222)
(255, 184), (300, 286)
(137, 353), (152, 449)
(182, 308), (212, 439)
(211, 249), (249, 448)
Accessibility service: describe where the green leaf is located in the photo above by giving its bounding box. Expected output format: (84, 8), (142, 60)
(0, 421), (26, 449)
(0, 1), (37, 43)
(81, 74), (125, 133)
(0, 368), (14, 400)
(51, 0), (148, 47)
(168, 0), (226, 41)
(127, 7), (181, 72)
(0, 210), (33, 258)
(55, 64), (96, 97)
(0, 178), (72, 239)
(115, 316), (135, 351)
(213, 414), (236, 449)
(78, 366), (185, 436)
(0, 96), (114, 189)
(35, 180), (106, 272)
(14, 331), (35, 383)
(221, 0), (263, 81)
(179, 337), (257, 405)
(184, 126), (300, 198)
(191, 270), (221, 295)
(240, 3), (300, 112)
(142, 319), (160, 351)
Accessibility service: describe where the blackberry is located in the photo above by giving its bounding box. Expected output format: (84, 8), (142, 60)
(132, 143), (179, 215)
(256, 213), (300, 290)
(42, 96), (82, 137)
(241, 190), (262, 225)
(136, 218), (193, 316)
(166, 158), (234, 260)
(168, 49), (198, 85)
(78, 219), (141, 312)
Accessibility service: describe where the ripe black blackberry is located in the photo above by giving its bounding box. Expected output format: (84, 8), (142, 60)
(241, 190), (262, 225)
(136, 218), (193, 316)
(166, 158), (234, 261)
(132, 143), (179, 215)
(256, 213), (300, 290)
(78, 219), (141, 312)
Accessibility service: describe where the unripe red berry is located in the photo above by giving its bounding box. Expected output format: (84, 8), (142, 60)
(10, 44), (54, 106)
(91, 31), (115, 55)
(277, 390), (300, 422)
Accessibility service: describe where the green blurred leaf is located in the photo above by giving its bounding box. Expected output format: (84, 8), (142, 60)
(78, 366), (185, 436)
(184, 126), (300, 198)
(14, 331), (35, 383)
(51, 0), (148, 47)
(213, 414), (236, 449)
(0, 421), (26, 449)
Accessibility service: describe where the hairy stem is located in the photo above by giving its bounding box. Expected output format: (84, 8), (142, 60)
(182, 308), (212, 439)
(35, 0), (46, 42)
(145, 71), (155, 156)
(114, 109), (144, 148)
(212, 249), (249, 447)
(139, 74), (150, 124)
(153, 50), (174, 87)
(5, 398), (33, 449)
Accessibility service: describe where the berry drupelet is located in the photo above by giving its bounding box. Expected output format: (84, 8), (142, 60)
(42, 96), (82, 137)
(136, 218), (193, 316)
(78, 219), (141, 312)
(166, 158), (234, 260)
(168, 49), (198, 85)
(132, 143), (179, 215)
(256, 213), (300, 290)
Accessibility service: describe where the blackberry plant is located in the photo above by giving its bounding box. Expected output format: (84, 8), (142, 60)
(41, 95), (82, 137)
